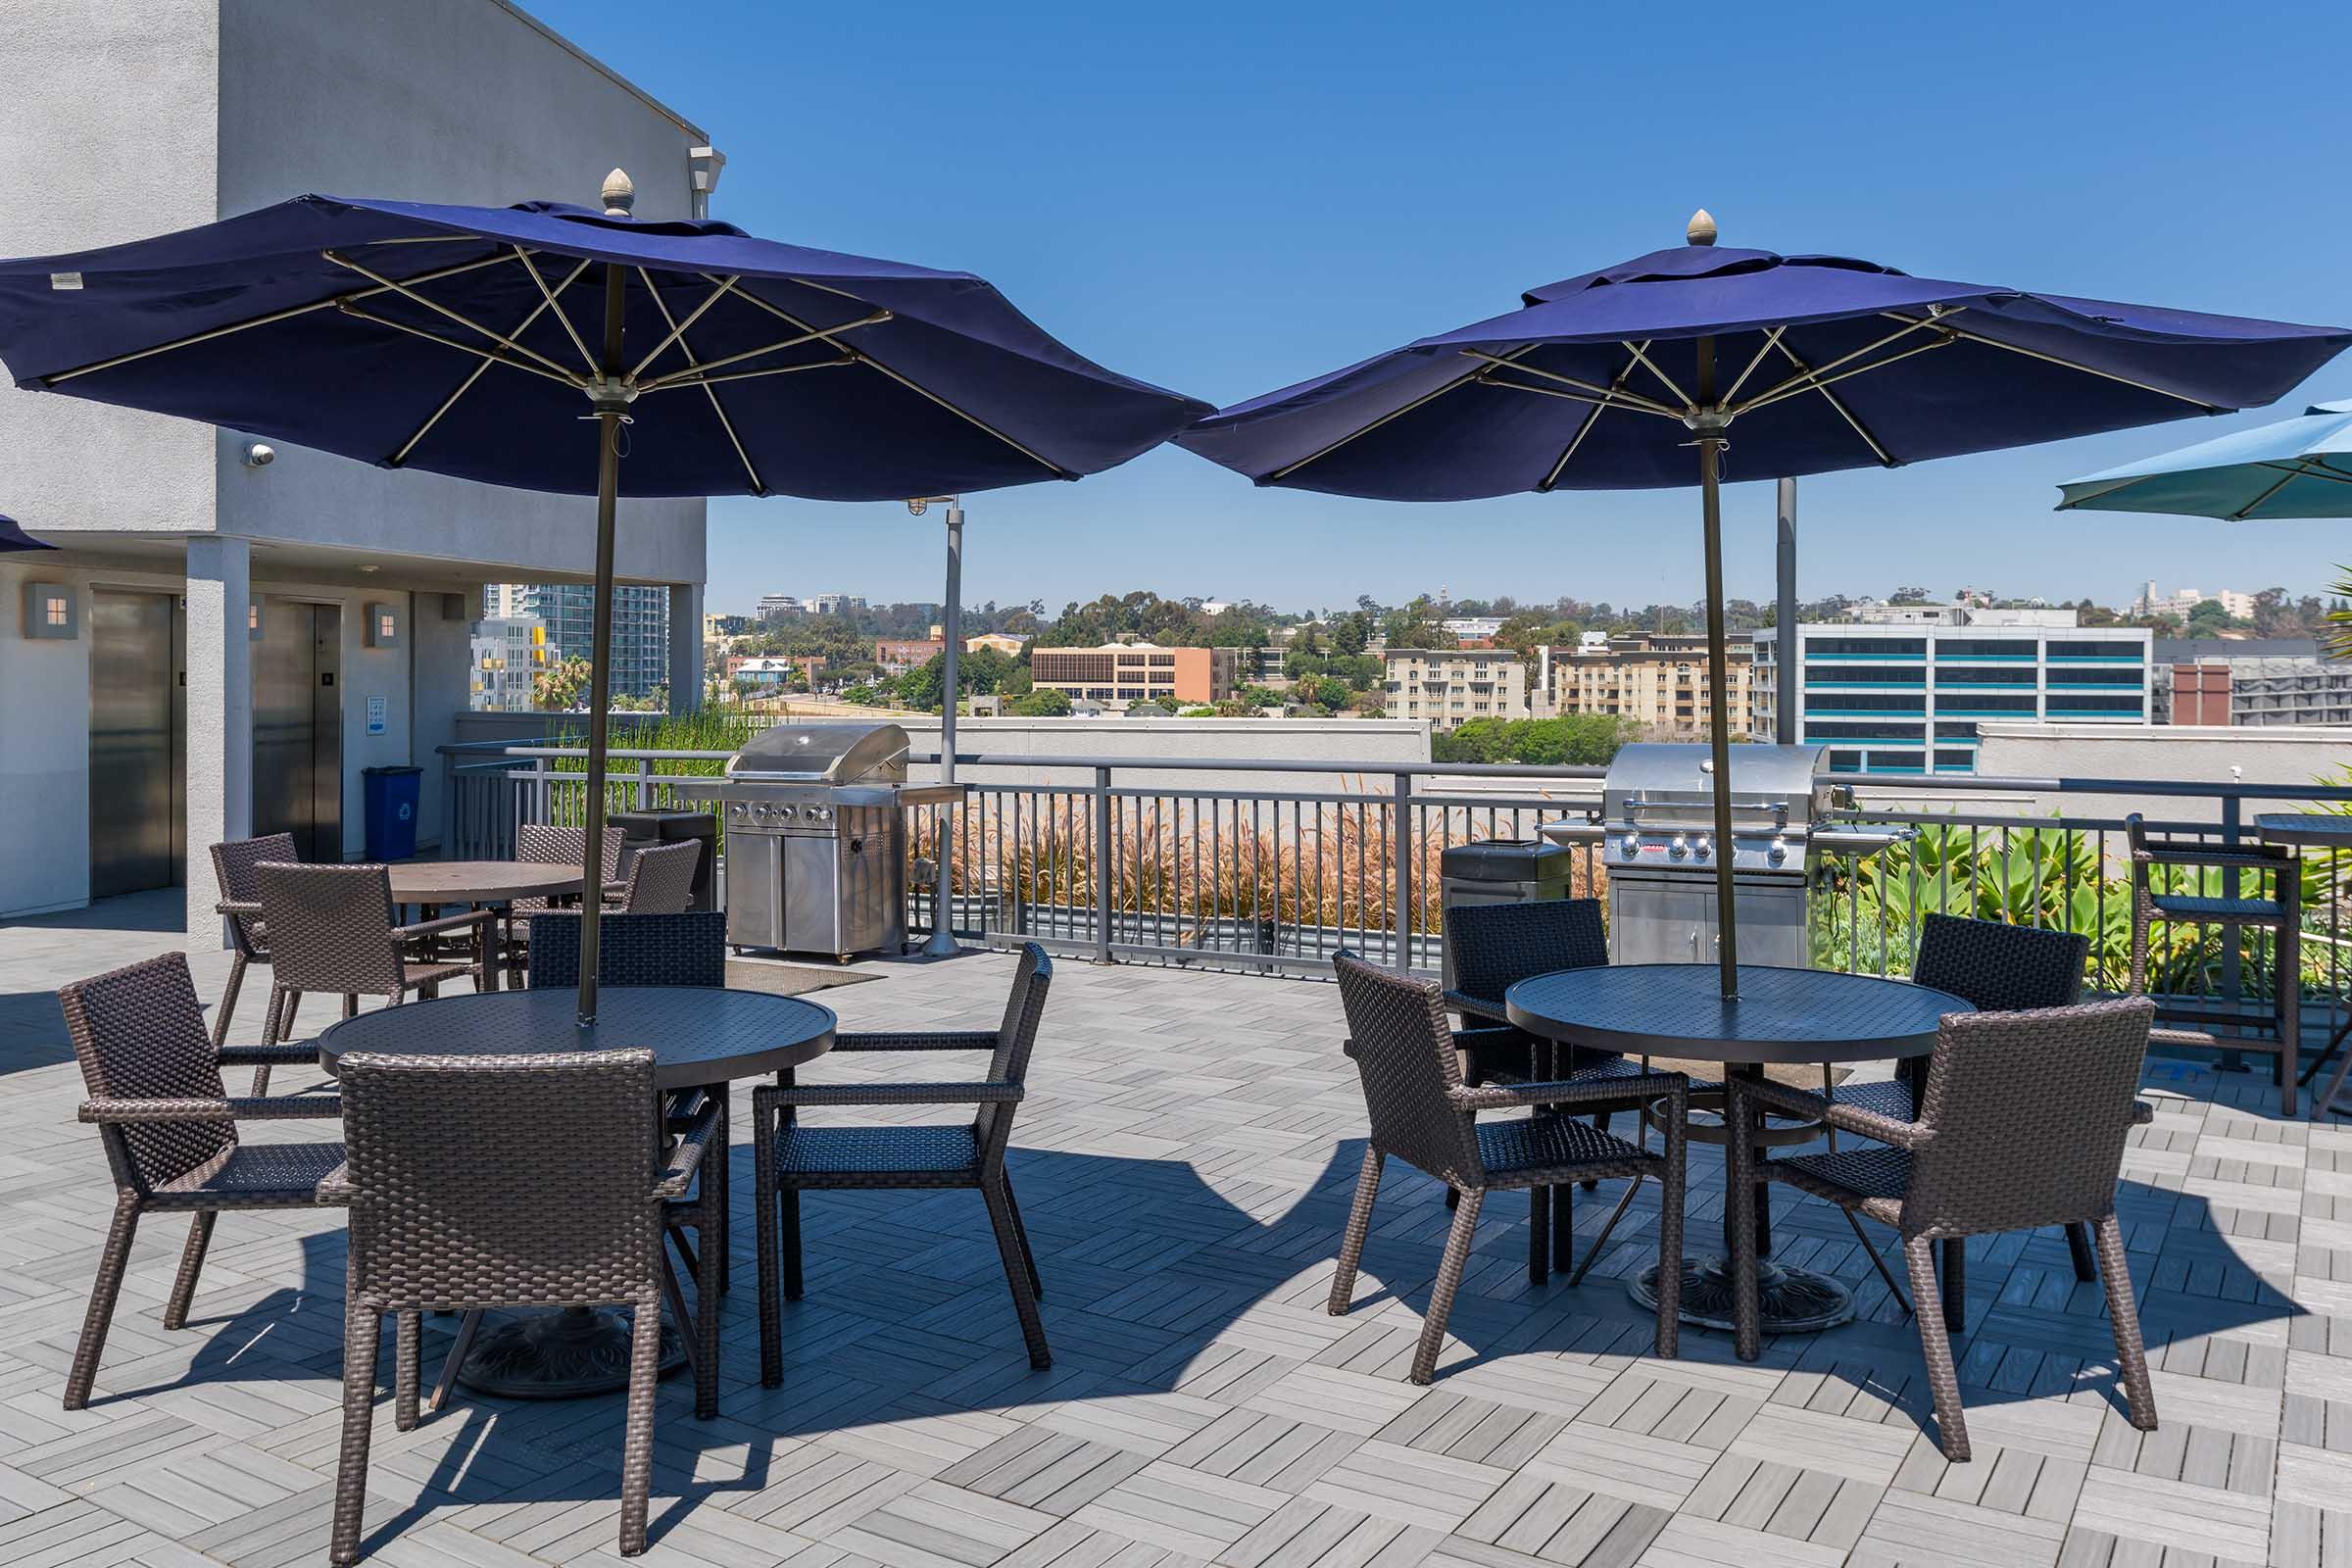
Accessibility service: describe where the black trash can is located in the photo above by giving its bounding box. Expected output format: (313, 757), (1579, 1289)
(361, 765), (422, 862)
(1438, 840), (1570, 991)
(611, 808), (719, 911)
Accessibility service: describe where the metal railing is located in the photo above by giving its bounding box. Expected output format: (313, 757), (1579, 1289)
(438, 737), (2352, 1045)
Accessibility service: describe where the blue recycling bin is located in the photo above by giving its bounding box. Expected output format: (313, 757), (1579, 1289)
(361, 765), (421, 861)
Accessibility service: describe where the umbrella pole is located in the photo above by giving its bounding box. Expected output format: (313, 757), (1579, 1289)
(1693, 338), (1740, 1001)
(577, 261), (628, 1025)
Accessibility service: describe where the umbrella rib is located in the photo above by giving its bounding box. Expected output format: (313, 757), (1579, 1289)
(1719, 327), (1787, 407)
(37, 251), (518, 387)
(1734, 334), (1953, 419)
(2260, 458), (2352, 489)
(2228, 466), (2306, 520)
(513, 248), (600, 374)
(1480, 376), (1678, 418)
(633, 311), (889, 392)
(1262, 353), (1513, 481)
(1761, 336), (1895, 466)
(335, 301), (585, 389)
(1537, 344), (1646, 492)
(1456, 352), (1683, 416)
(1727, 314), (1957, 417)
(1619, 341), (1694, 411)
(636, 266), (763, 496)
(322, 250), (586, 384)
(720, 277), (1076, 478)
(387, 256), (594, 467)
(628, 274), (744, 381)
(636, 357), (858, 391)
(1874, 311), (2229, 413)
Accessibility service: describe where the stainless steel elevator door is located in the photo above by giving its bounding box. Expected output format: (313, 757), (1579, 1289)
(253, 600), (343, 862)
(89, 591), (186, 899)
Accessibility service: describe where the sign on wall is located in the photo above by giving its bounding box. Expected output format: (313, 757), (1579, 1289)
(367, 695), (387, 736)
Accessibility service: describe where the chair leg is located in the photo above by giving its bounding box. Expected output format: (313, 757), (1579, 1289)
(64, 1197), (140, 1410)
(2065, 1221), (2098, 1283)
(712, 1086), (730, 1296)
(1528, 1184), (1549, 1286)
(430, 1309), (483, 1415)
(1941, 1237), (1967, 1332)
(212, 953), (247, 1052)
(163, 1211), (217, 1331)
(2279, 915), (2300, 1118)
(393, 1311), (421, 1433)
(658, 1245), (707, 1418)
(344, 994), (361, 1019)
(616, 1292), (662, 1557)
(1002, 1175), (1042, 1299)
(1412, 1187), (1484, 1385)
(329, 1304), (382, 1568)
(255, 983), (294, 1098)
(754, 1101), (782, 1389)
(1329, 1148), (1385, 1315)
(1553, 1182), (1573, 1278)
(982, 1177), (1052, 1369)
(1653, 1087), (1687, 1360)
(1904, 1235), (1971, 1461)
(696, 1186), (722, 1419)
(1844, 1209), (1910, 1314)
(1567, 1175), (1642, 1288)
(1582, 1109), (1607, 1191)
(2093, 1213), (2159, 1432)
(782, 1189), (804, 1302)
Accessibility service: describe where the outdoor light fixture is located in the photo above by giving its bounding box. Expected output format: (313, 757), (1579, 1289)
(365, 600), (401, 648)
(242, 442), (274, 466)
(687, 145), (726, 220)
(248, 601), (262, 638)
(22, 581), (74, 639)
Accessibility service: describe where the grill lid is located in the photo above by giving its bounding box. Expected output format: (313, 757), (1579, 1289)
(1601, 743), (1830, 832)
(726, 721), (910, 785)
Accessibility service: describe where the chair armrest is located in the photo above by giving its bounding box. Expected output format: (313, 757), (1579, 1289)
(832, 1030), (1002, 1054)
(316, 1169), (355, 1204)
(80, 1095), (343, 1124)
(1442, 990), (1510, 1024)
(397, 908), (497, 941)
(1740, 1076), (1931, 1149)
(654, 1099), (719, 1199)
(755, 1080), (1022, 1111)
(217, 900), (264, 919)
(2136, 843), (2291, 871)
(1451, 1067), (1685, 1113)
(216, 1040), (319, 1067)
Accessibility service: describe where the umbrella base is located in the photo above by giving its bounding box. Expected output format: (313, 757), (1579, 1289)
(1631, 1253), (1855, 1335)
(456, 1305), (685, 1399)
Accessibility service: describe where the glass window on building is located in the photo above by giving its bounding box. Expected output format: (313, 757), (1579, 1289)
(1808, 637), (1926, 658)
(2046, 640), (2146, 660)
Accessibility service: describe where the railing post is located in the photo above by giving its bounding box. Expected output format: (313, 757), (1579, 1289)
(1393, 771), (1414, 974)
(636, 756), (652, 810)
(1094, 766), (1115, 965)
(2221, 792), (2247, 1072)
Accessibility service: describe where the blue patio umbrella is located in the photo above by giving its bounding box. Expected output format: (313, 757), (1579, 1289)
(0, 514), (55, 552)
(0, 171), (1207, 1018)
(1182, 212), (2351, 1000)
(2056, 398), (2352, 519)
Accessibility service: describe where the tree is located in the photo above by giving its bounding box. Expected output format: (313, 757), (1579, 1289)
(1001, 663), (1034, 697)
(1007, 687), (1073, 716)
(1238, 683), (1286, 710)
(1383, 595), (1450, 650)
(534, 657), (591, 711)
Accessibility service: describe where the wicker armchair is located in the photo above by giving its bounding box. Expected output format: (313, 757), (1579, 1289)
(324, 1049), (705, 1562)
(753, 943), (1053, 1385)
(1728, 999), (2159, 1461)
(206, 836), (319, 1094)
(254, 862), (494, 1048)
(1330, 952), (1689, 1383)
(501, 824), (624, 979)
(58, 952), (348, 1411)
(608, 839), (702, 915)
(2125, 813), (2300, 1115)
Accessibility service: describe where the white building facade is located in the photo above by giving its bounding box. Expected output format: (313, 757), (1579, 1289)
(0, 0), (711, 932)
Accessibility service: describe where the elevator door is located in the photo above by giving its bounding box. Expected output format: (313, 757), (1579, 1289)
(88, 591), (186, 899)
(253, 601), (343, 862)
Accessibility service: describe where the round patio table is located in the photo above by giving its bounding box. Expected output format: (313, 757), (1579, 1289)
(385, 859), (582, 906)
(1506, 963), (1970, 1335)
(318, 987), (836, 1396)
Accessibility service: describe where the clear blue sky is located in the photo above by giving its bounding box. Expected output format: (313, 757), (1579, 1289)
(534, 0), (2352, 618)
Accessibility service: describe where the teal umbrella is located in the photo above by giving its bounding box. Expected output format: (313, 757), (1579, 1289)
(2056, 398), (2352, 519)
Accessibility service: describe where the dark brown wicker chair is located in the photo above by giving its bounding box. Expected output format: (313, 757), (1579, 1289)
(501, 824), (625, 980)
(2125, 813), (2300, 1115)
(753, 943), (1053, 1386)
(1728, 998), (2159, 1460)
(58, 952), (348, 1411)
(325, 1048), (709, 1563)
(1329, 951), (1689, 1384)
(254, 862), (494, 1048)
(608, 838), (702, 916)
(207, 836), (321, 1092)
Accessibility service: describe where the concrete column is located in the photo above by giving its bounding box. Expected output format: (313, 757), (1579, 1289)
(668, 581), (703, 714)
(183, 536), (253, 941)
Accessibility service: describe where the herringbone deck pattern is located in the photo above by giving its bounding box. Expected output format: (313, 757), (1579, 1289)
(0, 893), (2333, 1567)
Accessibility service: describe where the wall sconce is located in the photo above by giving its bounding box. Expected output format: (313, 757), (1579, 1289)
(248, 601), (263, 639)
(365, 600), (401, 648)
(23, 581), (75, 639)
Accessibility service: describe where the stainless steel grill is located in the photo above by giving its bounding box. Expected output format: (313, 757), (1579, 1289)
(710, 721), (959, 959)
(1544, 743), (1904, 967)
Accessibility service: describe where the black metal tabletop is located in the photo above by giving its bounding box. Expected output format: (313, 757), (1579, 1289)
(2256, 813), (2352, 849)
(318, 986), (836, 1091)
(1505, 963), (1970, 1063)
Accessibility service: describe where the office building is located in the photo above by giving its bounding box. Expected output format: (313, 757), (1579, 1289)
(756, 593), (803, 618)
(876, 637), (946, 670)
(469, 618), (547, 712)
(965, 632), (1027, 658)
(1442, 615), (1507, 640)
(704, 612), (754, 641)
(1538, 632), (1756, 736)
(1384, 649), (1530, 730)
(1753, 618), (2152, 773)
(2151, 639), (2352, 726)
(1031, 643), (1239, 707)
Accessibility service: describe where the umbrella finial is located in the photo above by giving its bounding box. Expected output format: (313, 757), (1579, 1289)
(1687, 209), (1718, 247)
(602, 169), (636, 219)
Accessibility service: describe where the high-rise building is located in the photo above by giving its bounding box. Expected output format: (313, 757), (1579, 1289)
(1536, 632), (1756, 736)
(486, 583), (671, 701)
(1384, 649), (1529, 730)
(1752, 615), (2152, 774)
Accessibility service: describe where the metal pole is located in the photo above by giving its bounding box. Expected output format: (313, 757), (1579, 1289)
(1694, 337), (1740, 1001)
(577, 258), (627, 1025)
(1776, 477), (1798, 747)
(1392, 771), (1414, 974)
(925, 499), (963, 956)
(1093, 765), (1114, 963)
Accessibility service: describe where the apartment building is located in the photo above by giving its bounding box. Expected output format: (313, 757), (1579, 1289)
(965, 632), (1027, 658)
(1537, 632), (1756, 736)
(468, 618), (547, 713)
(1384, 649), (1530, 730)
(1752, 614), (2152, 774)
(876, 637), (946, 670)
(2138, 583), (2259, 620)
(1031, 642), (1239, 707)
(494, 582), (672, 701)
(2151, 639), (2352, 726)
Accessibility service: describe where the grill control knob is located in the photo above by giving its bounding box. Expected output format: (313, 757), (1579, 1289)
(1767, 836), (1788, 866)
(1620, 834), (1639, 859)
(1693, 834), (1710, 859)
(1669, 834), (1688, 860)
